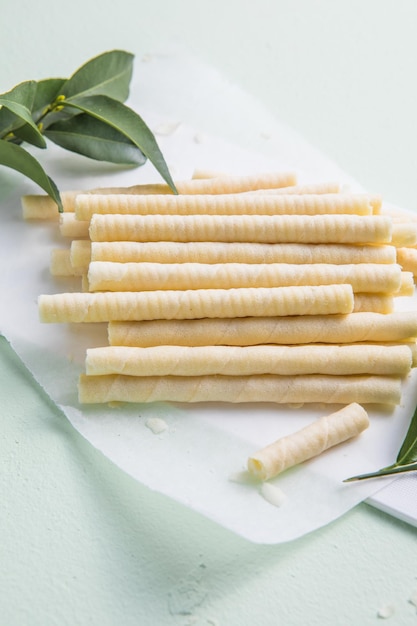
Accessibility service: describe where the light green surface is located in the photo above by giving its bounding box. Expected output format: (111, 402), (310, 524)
(1, 1), (417, 624)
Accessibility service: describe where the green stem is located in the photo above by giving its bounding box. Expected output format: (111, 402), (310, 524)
(344, 461), (417, 482)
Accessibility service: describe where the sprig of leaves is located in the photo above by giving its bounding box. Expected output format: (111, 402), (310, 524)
(345, 402), (417, 482)
(0, 50), (176, 211)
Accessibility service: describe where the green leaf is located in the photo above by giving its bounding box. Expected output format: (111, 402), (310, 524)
(0, 141), (62, 210)
(396, 403), (417, 465)
(45, 113), (146, 165)
(63, 95), (177, 191)
(0, 81), (46, 148)
(344, 403), (417, 482)
(61, 50), (134, 102)
(0, 106), (21, 137)
(31, 78), (66, 120)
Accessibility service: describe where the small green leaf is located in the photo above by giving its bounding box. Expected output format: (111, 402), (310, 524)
(31, 78), (66, 120)
(61, 50), (134, 102)
(0, 141), (62, 210)
(396, 403), (417, 465)
(45, 113), (146, 165)
(0, 81), (46, 148)
(0, 106), (21, 137)
(344, 403), (417, 482)
(64, 95), (177, 192)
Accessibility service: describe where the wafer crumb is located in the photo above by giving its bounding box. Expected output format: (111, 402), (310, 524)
(145, 417), (168, 434)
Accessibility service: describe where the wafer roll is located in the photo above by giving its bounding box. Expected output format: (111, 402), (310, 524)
(86, 261), (402, 293)
(391, 222), (417, 246)
(50, 249), (83, 277)
(71, 241), (396, 269)
(23, 171), (298, 218)
(75, 192), (377, 220)
(77, 373), (402, 405)
(38, 284), (354, 323)
(108, 311), (417, 347)
(246, 182), (342, 195)
(85, 344), (413, 377)
(247, 403), (370, 480)
(89, 214), (392, 244)
(397, 247), (417, 276)
(22, 191), (81, 219)
(60, 213), (89, 238)
(353, 294), (393, 314)
(70, 240), (92, 270)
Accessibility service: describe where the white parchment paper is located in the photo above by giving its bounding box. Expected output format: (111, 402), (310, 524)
(1, 49), (416, 543)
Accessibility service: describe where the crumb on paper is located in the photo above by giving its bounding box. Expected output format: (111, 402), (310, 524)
(145, 417), (168, 435)
(193, 133), (206, 144)
(377, 604), (395, 619)
(153, 121), (181, 136)
(260, 482), (287, 507)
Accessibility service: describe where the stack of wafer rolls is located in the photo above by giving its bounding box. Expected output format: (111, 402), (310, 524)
(26, 169), (417, 406)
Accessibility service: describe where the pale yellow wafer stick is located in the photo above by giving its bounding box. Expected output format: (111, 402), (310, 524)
(22, 191), (81, 219)
(108, 311), (417, 347)
(89, 214), (392, 244)
(75, 192), (376, 220)
(85, 344), (413, 377)
(87, 261), (402, 294)
(72, 241), (396, 269)
(59, 213), (89, 238)
(77, 373), (402, 405)
(353, 294), (393, 314)
(247, 403), (369, 480)
(397, 247), (417, 276)
(38, 284), (354, 323)
(391, 222), (417, 246)
(172, 171), (298, 194)
(70, 241), (92, 270)
(246, 182), (342, 195)
(192, 168), (228, 179)
(49, 249), (83, 277)
(22, 171), (298, 218)
(397, 271), (415, 296)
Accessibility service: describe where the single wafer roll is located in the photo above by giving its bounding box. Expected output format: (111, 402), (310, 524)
(22, 171), (298, 217)
(77, 374), (402, 405)
(75, 192), (377, 220)
(391, 222), (417, 246)
(353, 294), (393, 314)
(397, 247), (417, 276)
(247, 182), (342, 195)
(247, 403), (370, 480)
(50, 249), (83, 277)
(71, 241), (396, 269)
(86, 261), (402, 293)
(85, 344), (413, 377)
(22, 191), (81, 219)
(108, 311), (417, 347)
(38, 284), (354, 323)
(60, 213), (89, 238)
(70, 240), (92, 270)
(89, 214), (393, 244)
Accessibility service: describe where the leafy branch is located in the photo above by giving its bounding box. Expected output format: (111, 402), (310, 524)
(0, 50), (176, 211)
(345, 401), (417, 482)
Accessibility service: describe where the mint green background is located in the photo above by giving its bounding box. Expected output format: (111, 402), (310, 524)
(1, 1), (417, 624)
